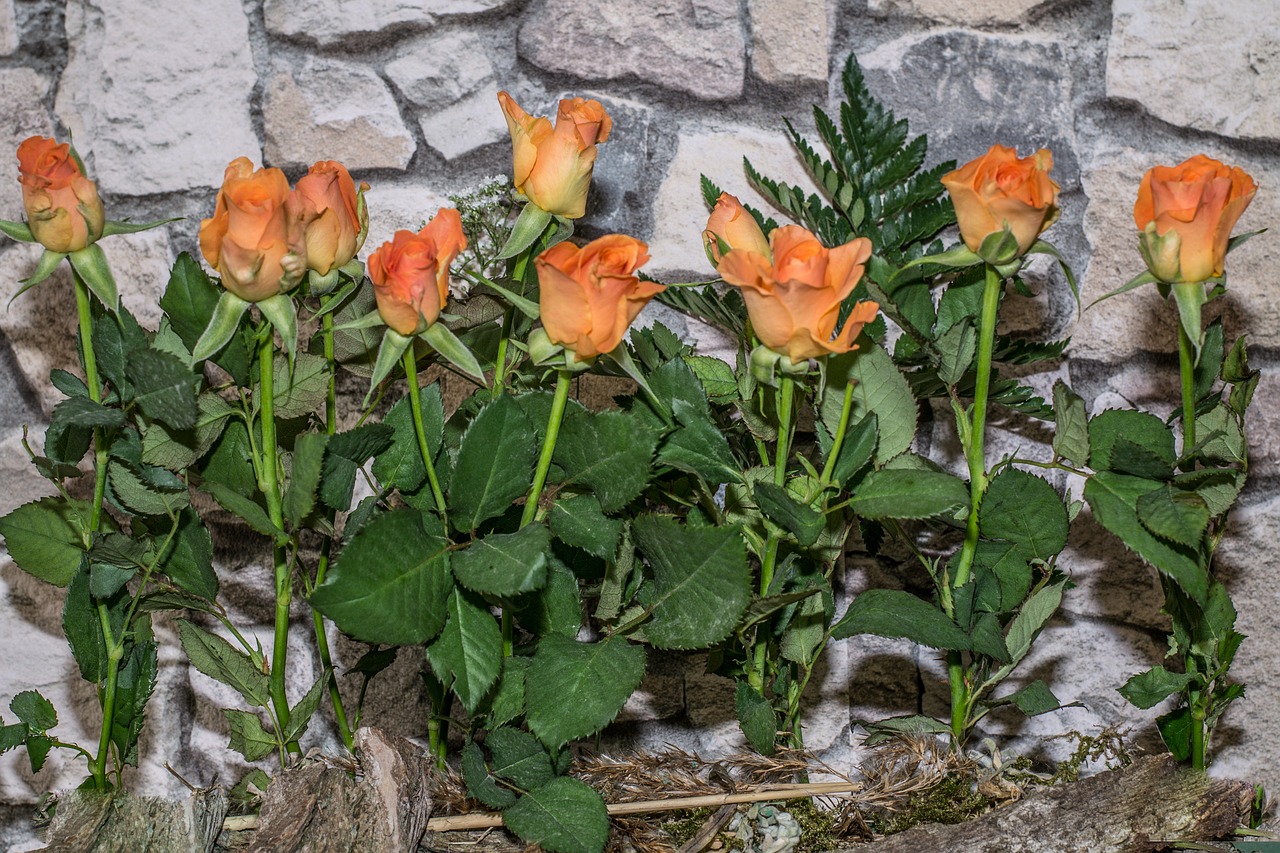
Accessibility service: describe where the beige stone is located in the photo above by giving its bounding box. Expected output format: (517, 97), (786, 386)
(867, 0), (1053, 26)
(0, 0), (17, 56)
(264, 0), (512, 47)
(0, 68), (54, 219)
(418, 91), (508, 161)
(54, 0), (260, 195)
(748, 0), (828, 85)
(361, 182), (452, 258)
(264, 57), (415, 172)
(385, 30), (498, 110)
(1108, 0), (1280, 141)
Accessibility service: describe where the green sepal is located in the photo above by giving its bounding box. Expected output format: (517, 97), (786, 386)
(528, 327), (566, 366)
(256, 293), (299, 367)
(1087, 269), (1159, 310)
(366, 328), (413, 402)
(893, 242), (982, 279)
(604, 344), (662, 415)
(421, 322), (485, 382)
(313, 277), (361, 318)
(332, 309), (387, 332)
(1025, 238), (1079, 314)
(307, 268), (341, 296)
(977, 227), (1023, 269)
(0, 218), (35, 242)
(11, 249), (67, 301)
(479, 276), (541, 320)
(192, 289), (251, 363)
(497, 202), (553, 260)
(69, 243), (120, 311)
(100, 217), (181, 238)
(1171, 280), (1207, 355)
(1226, 228), (1265, 256)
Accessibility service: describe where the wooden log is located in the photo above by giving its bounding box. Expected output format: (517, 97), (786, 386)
(832, 754), (1256, 853)
(37, 785), (227, 852)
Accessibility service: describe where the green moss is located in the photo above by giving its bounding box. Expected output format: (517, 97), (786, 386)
(660, 807), (718, 847)
(783, 798), (841, 853)
(872, 773), (996, 836)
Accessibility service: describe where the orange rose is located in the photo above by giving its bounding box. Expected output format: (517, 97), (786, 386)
(198, 158), (306, 303)
(536, 234), (661, 359)
(294, 160), (367, 276)
(1134, 155), (1257, 283)
(497, 91), (612, 219)
(16, 136), (105, 254)
(941, 144), (1060, 259)
(718, 225), (878, 362)
(703, 192), (770, 266)
(367, 209), (467, 336)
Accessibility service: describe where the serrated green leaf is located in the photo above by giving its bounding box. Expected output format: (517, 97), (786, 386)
(319, 422), (394, 511)
(513, 559), (581, 639)
(51, 397), (125, 430)
(162, 254), (252, 382)
(632, 515), (750, 650)
(549, 494), (622, 560)
(108, 459), (191, 517)
(311, 509), (454, 645)
(143, 508), (217, 600)
(89, 562), (135, 598)
(825, 343), (916, 464)
(488, 727), (556, 790)
(10, 691), (57, 731)
(197, 419), (258, 498)
(178, 620), (270, 707)
(0, 724), (25, 753)
(224, 709), (277, 762)
(735, 682), (777, 755)
(1119, 666), (1196, 710)
(425, 588), (502, 713)
(526, 635), (646, 748)
(283, 671), (329, 743)
(450, 395), (538, 531)
(1051, 382), (1090, 467)
(848, 468), (968, 520)
(979, 469), (1067, 561)
(25, 735), (53, 773)
(936, 319), (976, 385)
(970, 541), (1031, 615)
(780, 581), (829, 664)
(753, 481), (824, 548)
(504, 777), (609, 853)
(1136, 485), (1210, 549)
(141, 392), (234, 472)
(487, 656), (528, 730)
(463, 741), (518, 809)
(371, 383), (445, 493)
(683, 354), (738, 403)
(202, 481), (278, 536)
(658, 409), (739, 486)
(857, 714), (951, 747)
(828, 413), (877, 488)
(1001, 680), (1061, 716)
(283, 432), (328, 527)
(1171, 469), (1243, 519)
(1088, 410), (1175, 475)
(830, 588), (969, 649)
(272, 352), (329, 421)
(127, 348), (199, 430)
(0, 497), (87, 586)
(1157, 706), (1193, 761)
(452, 525), (550, 597)
(555, 410), (657, 513)
(1195, 404), (1246, 465)
(984, 579), (1067, 691)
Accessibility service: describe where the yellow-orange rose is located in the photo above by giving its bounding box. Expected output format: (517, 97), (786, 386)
(497, 91), (612, 219)
(718, 225), (879, 362)
(536, 234), (661, 359)
(703, 192), (770, 266)
(16, 136), (105, 254)
(941, 144), (1060, 259)
(294, 160), (367, 276)
(1134, 154), (1257, 283)
(199, 158), (306, 302)
(367, 209), (467, 336)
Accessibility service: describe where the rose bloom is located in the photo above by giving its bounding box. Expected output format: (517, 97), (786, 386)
(1134, 154), (1257, 283)
(294, 160), (366, 276)
(703, 192), (770, 265)
(199, 158), (306, 302)
(718, 225), (879, 362)
(16, 136), (105, 254)
(497, 91), (612, 219)
(367, 209), (467, 336)
(941, 144), (1060, 257)
(536, 235), (661, 359)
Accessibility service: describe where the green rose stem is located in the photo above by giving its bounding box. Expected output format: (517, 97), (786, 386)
(502, 367), (573, 656)
(492, 252), (534, 394)
(402, 347), (448, 526)
(947, 261), (1003, 748)
(72, 270), (118, 789)
(821, 380), (857, 486)
(311, 308), (354, 751)
(1175, 303), (1207, 771)
(255, 320), (300, 758)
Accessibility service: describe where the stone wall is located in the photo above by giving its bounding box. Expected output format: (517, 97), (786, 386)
(2, 0), (1279, 835)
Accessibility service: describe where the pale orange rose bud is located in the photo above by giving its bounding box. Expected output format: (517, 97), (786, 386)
(536, 234), (661, 359)
(198, 157), (307, 303)
(1134, 154), (1257, 283)
(941, 144), (1060, 260)
(294, 160), (367, 276)
(16, 136), (105, 254)
(497, 91), (612, 219)
(368, 209), (467, 336)
(704, 192), (770, 267)
(718, 225), (879, 363)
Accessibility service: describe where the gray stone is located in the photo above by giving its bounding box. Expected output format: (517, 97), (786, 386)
(867, 0), (1054, 26)
(1075, 149), (1280, 360)
(748, 0), (828, 85)
(264, 57), (415, 172)
(0, 428), (56, 518)
(860, 31), (1078, 180)
(385, 30), (497, 110)
(518, 0), (746, 100)
(264, 0), (513, 47)
(54, 0), (259, 195)
(0, 69), (55, 218)
(360, 182), (452, 258)
(0, 0), (17, 58)
(418, 91), (508, 161)
(570, 95), (663, 241)
(1107, 0), (1280, 141)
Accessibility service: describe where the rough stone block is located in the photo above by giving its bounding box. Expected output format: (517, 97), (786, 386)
(360, 183), (451, 258)
(54, 0), (259, 195)
(264, 57), (415, 172)
(748, 0), (828, 85)
(1108, 0), (1280, 141)
(264, 0), (513, 47)
(0, 0), (18, 59)
(518, 0), (746, 100)
(867, 0), (1054, 26)
(385, 29), (498, 110)
(418, 91), (508, 161)
(0, 69), (54, 217)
